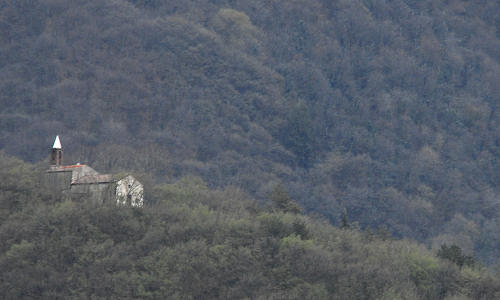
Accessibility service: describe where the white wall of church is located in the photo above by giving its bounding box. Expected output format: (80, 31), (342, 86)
(115, 175), (144, 207)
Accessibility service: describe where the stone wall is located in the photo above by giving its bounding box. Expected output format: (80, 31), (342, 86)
(44, 170), (72, 200)
(70, 182), (116, 205)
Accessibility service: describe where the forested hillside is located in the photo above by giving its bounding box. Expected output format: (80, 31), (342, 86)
(1, 0), (500, 266)
(1, 154), (499, 299)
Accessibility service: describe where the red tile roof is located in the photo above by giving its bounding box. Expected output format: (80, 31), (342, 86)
(60, 164), (85, 169)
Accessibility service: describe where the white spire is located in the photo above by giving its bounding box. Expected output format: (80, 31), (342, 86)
(53, 135), (62, 149)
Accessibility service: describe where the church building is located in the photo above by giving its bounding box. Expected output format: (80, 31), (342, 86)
(45, 136), (144, 207)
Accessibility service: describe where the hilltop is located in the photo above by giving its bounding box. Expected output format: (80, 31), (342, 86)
(1, 154), (499, 299)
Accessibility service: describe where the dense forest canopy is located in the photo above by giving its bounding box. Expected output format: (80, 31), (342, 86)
(0, 154), (499, 299)
(0, 0), (499, 268)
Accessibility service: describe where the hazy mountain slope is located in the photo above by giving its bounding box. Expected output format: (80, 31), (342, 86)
(0, 0), (499, 264)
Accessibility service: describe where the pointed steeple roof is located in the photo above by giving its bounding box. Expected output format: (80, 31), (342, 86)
(53, 135), (62, 149)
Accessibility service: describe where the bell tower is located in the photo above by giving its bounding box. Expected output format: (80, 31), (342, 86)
(50, 135), (63, 166)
